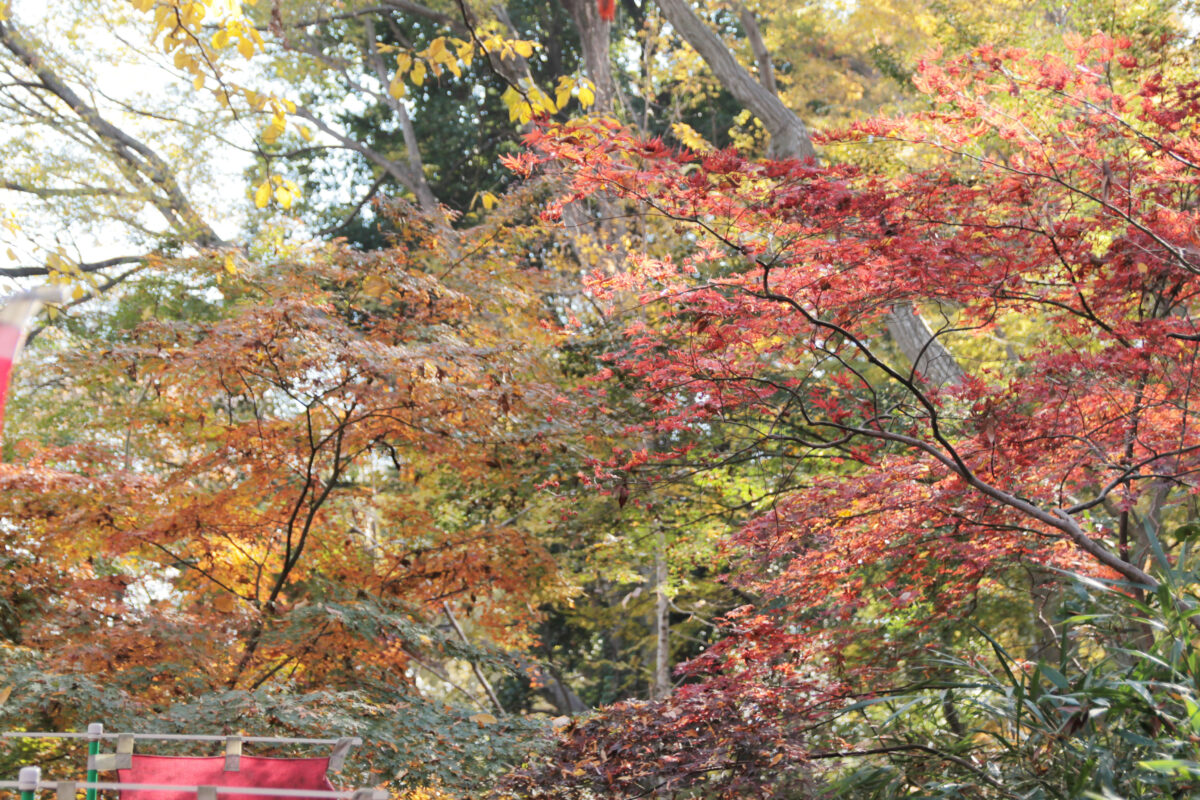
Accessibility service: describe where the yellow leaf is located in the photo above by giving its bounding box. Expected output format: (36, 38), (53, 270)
(410, 60), (426, 86)
(469, 712), (498, 725)
(71, 285), (85, 301)
(671, 121), (712, 153)
(193, 74), (205, 90)
(395, 52), (412, 74)
(501, 85), (522, 121)
(456, 41), (474, 66)
(555, 76), (573, 110)
(254, 181), (271, 208)
(298, 125), (312, 142)
(274, 186), (294, 209)
(0, 2), (11, 20)
(439, 49), (461, 78)
(481, 191), (498, 210)
(388, 79), (405, 99)
(512, 40), (534, 58)
(0, 685), (12, 706)
(427, 37), (447, 60)
(237, 36), (254, 59)
(577, 82), (595, 108)
(214, 594), (235, 613)
(223, 254), (238, 275)
(212, 29), (229, 49)
(769, 752), (783, 766)
(181, 2), (205, 25)
(529, 88), (555, 114)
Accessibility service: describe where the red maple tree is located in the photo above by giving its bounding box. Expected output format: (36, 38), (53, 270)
(503, 34), (1200, 796)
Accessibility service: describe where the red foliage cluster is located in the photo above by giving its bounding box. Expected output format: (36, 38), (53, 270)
(505, 36), (1200, 796)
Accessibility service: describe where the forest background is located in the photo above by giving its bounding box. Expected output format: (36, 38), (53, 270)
(1, 0), (1200, 797)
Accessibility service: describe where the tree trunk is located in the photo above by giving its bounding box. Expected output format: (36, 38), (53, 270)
(653, 0), (965, 386)
(652, 527), (671, 700)
(562, 0), (617, 113)
(886, 302), (966, 387)
(655, 0), (814, 161)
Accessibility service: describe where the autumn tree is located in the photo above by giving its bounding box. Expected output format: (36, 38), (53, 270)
(0, 198), (581, 791)
(504, 29), (1200, 798)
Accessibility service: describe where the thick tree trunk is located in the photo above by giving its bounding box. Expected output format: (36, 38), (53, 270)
(655, 0), (814, 161)
(886, 302), (966, 387)
(511, 653), (588, 714)
(562, 0), (617, 113)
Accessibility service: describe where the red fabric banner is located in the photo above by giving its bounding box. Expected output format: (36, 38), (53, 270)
(0, 286), (69, 438)
(117, 754), (335, 800)
(0, 322), (21, 432)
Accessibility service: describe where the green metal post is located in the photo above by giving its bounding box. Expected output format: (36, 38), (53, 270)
(86, 723), (102, 800)
(18, 765), (40, 800)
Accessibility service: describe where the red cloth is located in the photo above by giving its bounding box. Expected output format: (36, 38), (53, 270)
(0, 322), (20, 433)
(0, 286), (69, 437)
(117, 755), (335, 800)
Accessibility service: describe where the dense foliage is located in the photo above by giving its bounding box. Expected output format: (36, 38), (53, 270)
(2, 1), (1200, 798)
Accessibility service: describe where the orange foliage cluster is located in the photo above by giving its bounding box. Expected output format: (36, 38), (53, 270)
(0, 207), (567, 699)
